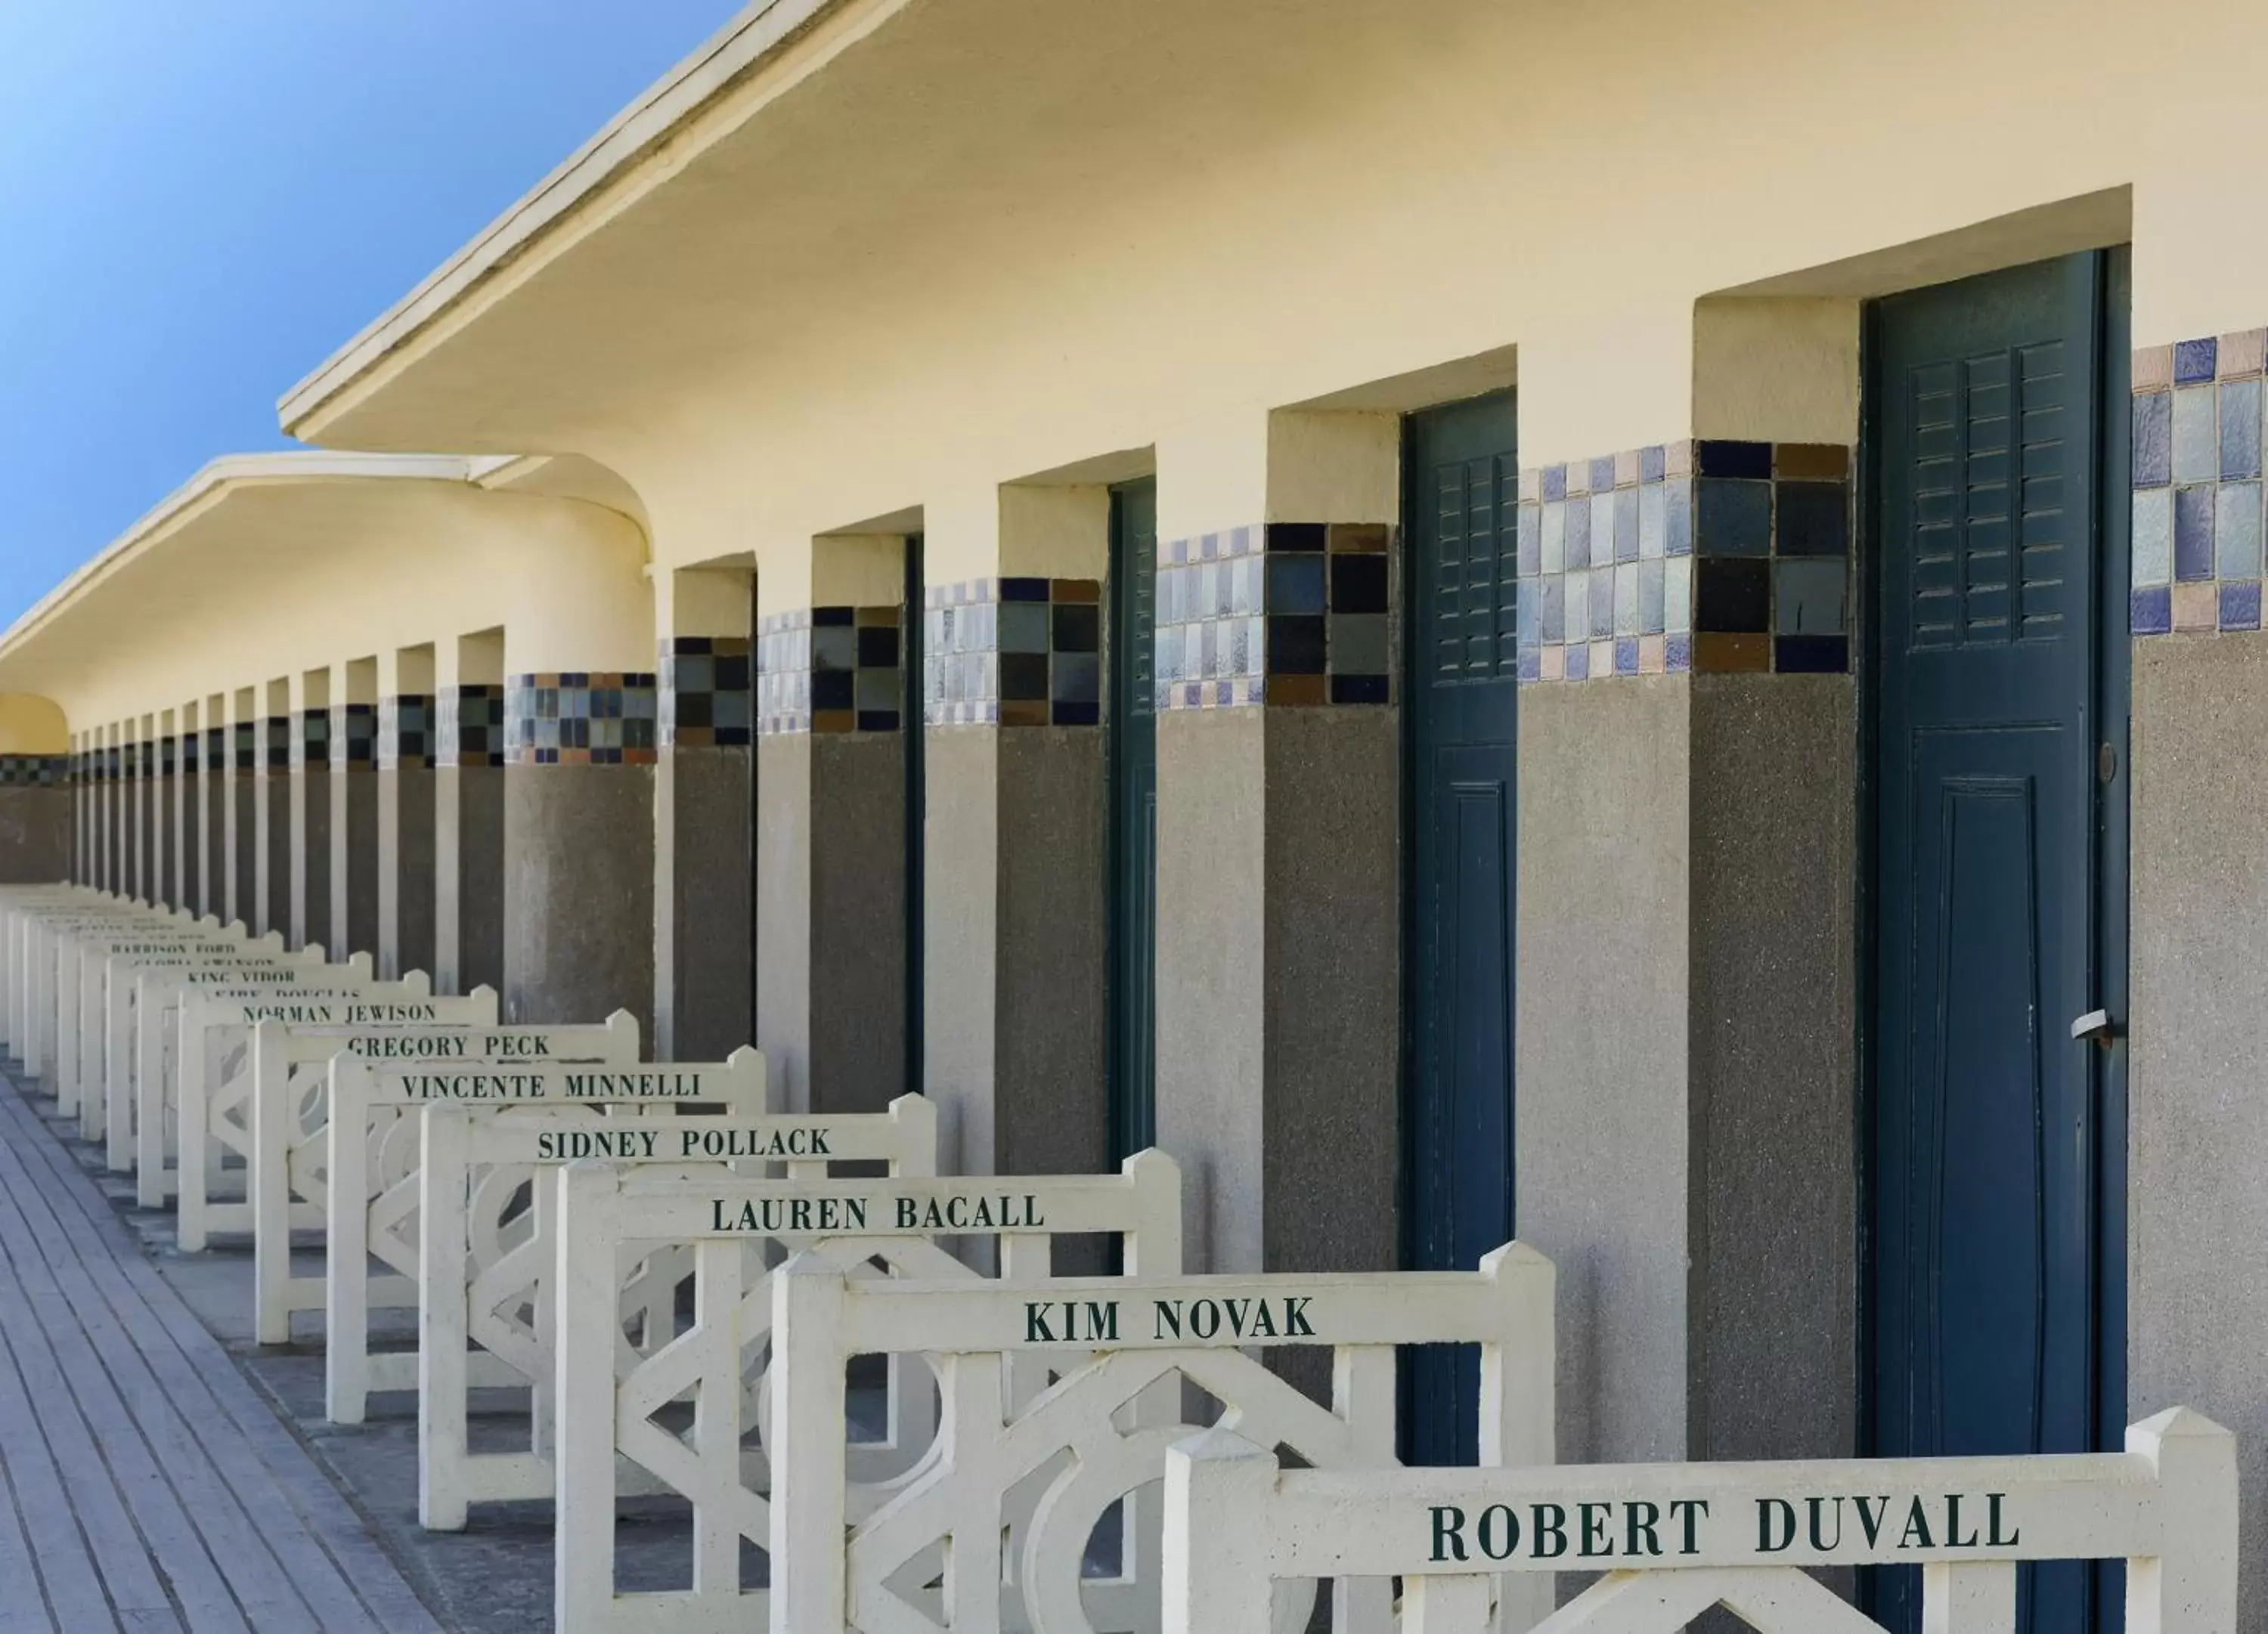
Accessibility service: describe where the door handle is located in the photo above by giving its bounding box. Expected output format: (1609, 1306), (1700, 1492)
(2069, 1009), (2123, 1048)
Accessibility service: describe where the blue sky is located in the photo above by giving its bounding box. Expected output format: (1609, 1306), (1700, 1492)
(0, 2), (736, 626)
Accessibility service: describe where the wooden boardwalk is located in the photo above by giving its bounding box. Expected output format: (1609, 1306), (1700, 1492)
(0, 1069), (444, 1633)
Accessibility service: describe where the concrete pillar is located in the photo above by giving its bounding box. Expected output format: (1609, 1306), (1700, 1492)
(226, 687), (257, 927)
(256, 682), (290, 938)
(755, 534), (906, 1113)
(177, 707), (200, 908)
(655, 568), (754, 1061)
(435, 631), (505, 997)
(330, 659), (379, 960)
(500, 548), (656, 1031)
(290, 670), (333, 953)
(0, 751), (70, 884)
(378, 645), (437, 980)
(1150, 410), (1402, 1283)
(153, 715), (174, 908)
(920, 483), (1108, 1183)
(200, 697), (225, 918)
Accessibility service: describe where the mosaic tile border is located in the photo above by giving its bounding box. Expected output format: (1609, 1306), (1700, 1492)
(504, 672), (658, 766)
(923, 577), (1100, 727)
(438, 685), (503, 769)
(328, 703), (376, 770)
(758, 608), (903, 735)
(378, 695), (432, 772)
(290, 708), (328, 771)
(180, 732), (199, 775)
(1517, 440), (1851, 682)
(1154, 521), (1394, 710)
(2132, 328), (2268, 636)
(263, 716), (289, 772)
(160, 735), (177, 776)
(230, 721), (255, 775)
(0, 756), (71, 788)
(203, 728), (224, 778)
(661, 637), (752, 747)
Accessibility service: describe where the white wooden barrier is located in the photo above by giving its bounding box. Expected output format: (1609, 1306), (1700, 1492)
(63, 927), (275, 1124)
(1, 892), (181, 1079)
(150, 978), (477, 1208)
(553, 1152), (1187, 1634)
(1163, 1409), (2239, 1634)
(765, 1243), (1554, 1634)
(418, 1092), (936, 1529)
(245, 1011), (641, 1345)
(325, 1041), (761, 1425)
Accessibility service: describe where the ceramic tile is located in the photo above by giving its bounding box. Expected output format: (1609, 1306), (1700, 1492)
(2173, 580), (2217, 633)
(2216, 481), (2262, 580)
(1775, 480), (1849, 556)
(2220, 580), (2262, 631)
(1588, 567), (1616, 639)
(2130, 584), (2172, 636)
(1694, 558), (1771, 634)
(1662, 557), (1692, 636)
(1774, 559), (1847, 636)
(1638, 558), (1665, 635)
(1613, 562), (1641, 636)
(2131, 345), (2174, 392)
(2221, 328), (2268, 379)
(2175, 336), (2218, 385)
(1697, 440), (1773, 480)
(1638, 633), (1665, 673)
(2131, 391), (2171, 488)
(1541, 503), (1566, 574)
(1565, 496), (1592, 569)
(1696, 478), (1771, 556)
(2132, 488), (2174, 586)
(1591, 492), (1616, 562)
(1638, 483), (1665, 559)
(2172, 386), (2218, 484)
(2221, 378), (2262, 480)
(2175, 486), (2216, 580)
(1614, 487), (1639, 562)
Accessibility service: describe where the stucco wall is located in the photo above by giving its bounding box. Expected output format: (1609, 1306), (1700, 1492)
(2130, 636), (2268, 1631)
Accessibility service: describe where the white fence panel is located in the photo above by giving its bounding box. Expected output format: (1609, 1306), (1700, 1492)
(157, 978), (474, 1213)
(552, 1152), (1186, 1634)
(765, 1245), (1554, 1634)
(324, 1038), (754, 1424)
(243, 1010), (640, 1344)
(1162, 1410), (2238, 1634)
(417, 1091), (935, 1530)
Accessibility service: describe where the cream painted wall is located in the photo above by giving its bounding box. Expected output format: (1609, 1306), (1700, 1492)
(0, 481), (649, 726)
(0, 695), (67, 754)
(287, 0), (2261, 569)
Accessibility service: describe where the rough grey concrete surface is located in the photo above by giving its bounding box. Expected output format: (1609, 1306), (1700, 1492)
(1262, 706), (1400, 1280)
(262, 771), (291, 939)
(1154, 707), (1266, 1273)
(380, 766), (438, 982)
(335, 769), (380, 962)
(1516, 676), (1692, 1465)
(203, 771), (225, 918)
(0, 788), (70, 884)
(755, 735), (816, 1109)
(296, 768), (333, 953)
(451, 765), (506, 995)
(665, 745), (752, 1061)
(2130, 636), (2268, 1632)
(993, 727), (1108, 1178)
(922, 726), (1001, 1174)
(1687, 673), (1857, 1465)
(810, 733), (906, 1115)
(503, 764), (655, 1033)
(231, 771), (259, 928)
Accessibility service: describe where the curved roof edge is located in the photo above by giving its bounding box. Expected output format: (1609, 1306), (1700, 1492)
(277, 0), (848, 438)
(0, 451), (514, 666)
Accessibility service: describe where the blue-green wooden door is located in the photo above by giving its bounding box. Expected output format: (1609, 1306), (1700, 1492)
(1404, 391), (1519, 1465)
(1109, 479), (1158, 1159)
(1868, 252), (2127, 1634)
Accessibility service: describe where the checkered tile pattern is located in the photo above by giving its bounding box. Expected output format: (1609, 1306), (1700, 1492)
(1517, 441), (1851, 682)
(923, 577), (1101, 726)
(290, 709), (329, 771)
(379, 695), (432, 772)
(328, 704), (376, 769)
(504, 673), (658, 765)
(758, 608), (903, 735)
(660, 638), (752, 747)
(1154, 522), (1394, 710)
(0, 756), (70, 787)
(2133, 329), (2268, 636)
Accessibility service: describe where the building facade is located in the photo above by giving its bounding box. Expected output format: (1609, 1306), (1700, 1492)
(4, 0), (2265, 1626)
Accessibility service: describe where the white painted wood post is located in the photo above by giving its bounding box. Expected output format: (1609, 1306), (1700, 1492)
(418, 1102), (474, 1531)
(768, 1252), (850, 1634)
(1479, 1241), (1556, 1634)
(1923, 1561), (2017, 1632)
(325, 1051), (373, 1423)
(249, 1020), (299, 1342)
(2126, 1407), (2239, 1634)
(1163, 1430), (1281, 1634)
(555, 1161), (624, 1634)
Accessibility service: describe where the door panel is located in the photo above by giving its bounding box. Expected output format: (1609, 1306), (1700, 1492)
(1405, 391), (1518, 1466)
(1110, 480), (1158, 1159)
(1870, 255), (2111, 1634)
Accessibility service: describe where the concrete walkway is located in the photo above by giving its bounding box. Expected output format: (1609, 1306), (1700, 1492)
(0, 1067), (444, 1633)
